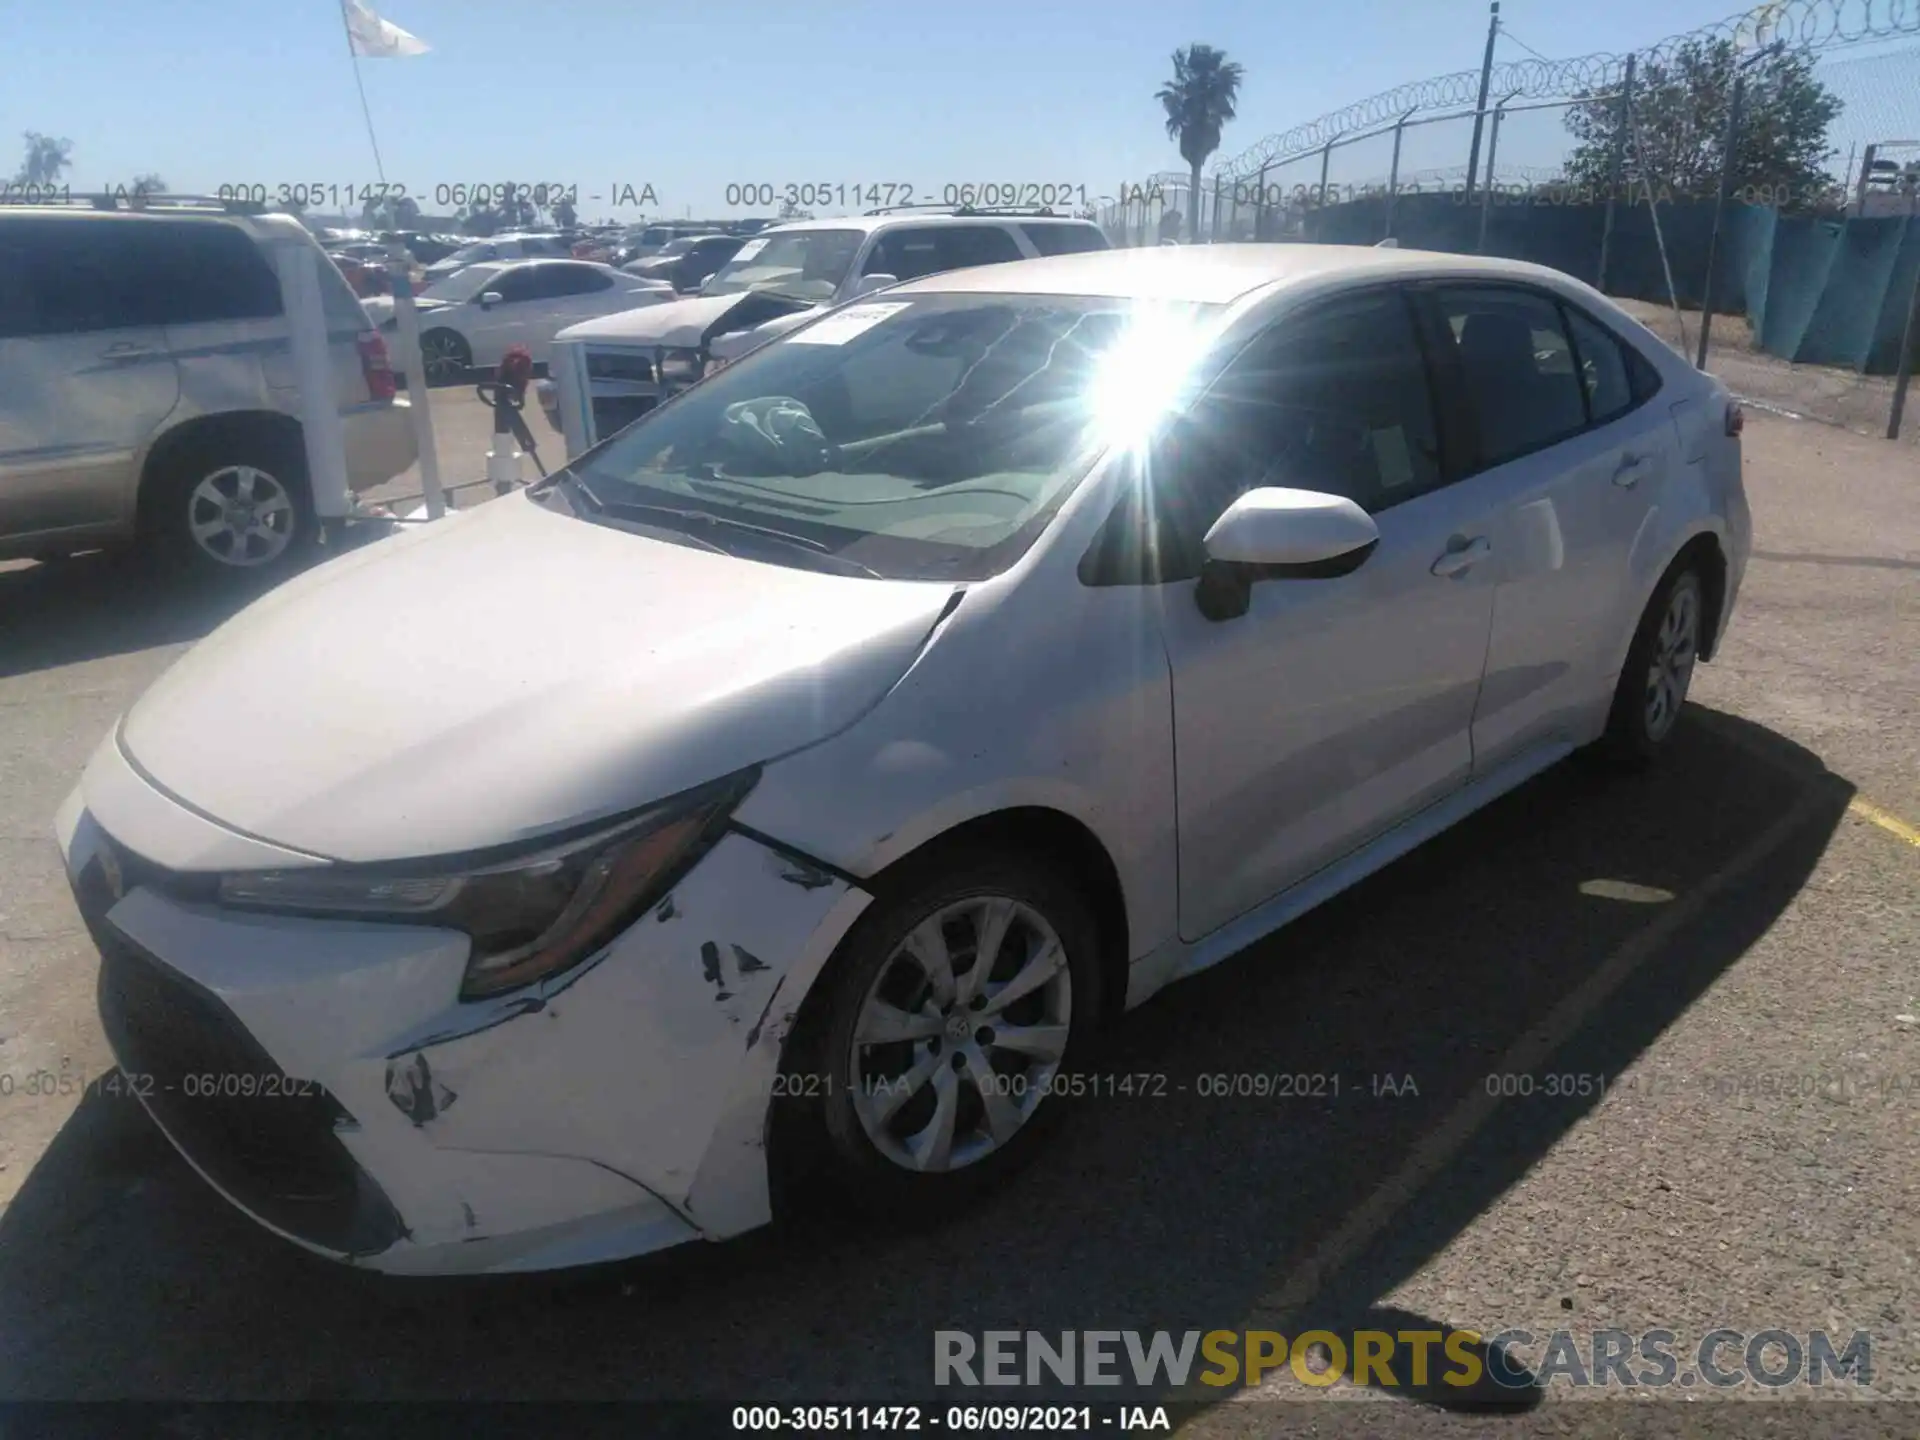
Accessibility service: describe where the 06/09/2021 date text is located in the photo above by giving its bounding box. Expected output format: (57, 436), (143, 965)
(724, 182), (1088, 210)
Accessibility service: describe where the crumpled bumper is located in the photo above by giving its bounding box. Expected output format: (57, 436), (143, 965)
(55, 747), (870, 1275)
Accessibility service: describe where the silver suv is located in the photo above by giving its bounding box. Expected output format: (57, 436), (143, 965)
(0, 199), (417, 579)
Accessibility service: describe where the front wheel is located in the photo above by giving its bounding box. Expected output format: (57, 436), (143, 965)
(786, 849), (1104, 1217)
(1600, 564), (1704, 764)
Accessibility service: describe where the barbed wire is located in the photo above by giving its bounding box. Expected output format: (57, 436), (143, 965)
(1178, 0), (1920, 183)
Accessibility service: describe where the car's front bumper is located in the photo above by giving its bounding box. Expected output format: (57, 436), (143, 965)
(55, 737), (871, 1275)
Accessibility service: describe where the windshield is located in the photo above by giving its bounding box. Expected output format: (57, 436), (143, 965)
(419, 263), (506, 302)
(702, 228), (863, 301)
(563, 293), (1220, 582)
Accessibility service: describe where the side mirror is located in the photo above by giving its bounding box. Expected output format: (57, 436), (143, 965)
(1195, 487), (1379, 622)
(478, 291), (503, 309)
(846, 272), (898, 300)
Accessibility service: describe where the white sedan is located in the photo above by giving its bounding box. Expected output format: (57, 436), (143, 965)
(57, 244), (1747, 1275)
(367, 259), (673, 382)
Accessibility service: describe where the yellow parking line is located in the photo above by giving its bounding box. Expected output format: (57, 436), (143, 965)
(1849, 796), (1920, 849)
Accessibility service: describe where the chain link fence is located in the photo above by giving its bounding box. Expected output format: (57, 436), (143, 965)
(1097, 0), (1920, 440)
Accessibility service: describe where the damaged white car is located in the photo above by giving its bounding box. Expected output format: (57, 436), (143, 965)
(58, 245), (1746, 1274)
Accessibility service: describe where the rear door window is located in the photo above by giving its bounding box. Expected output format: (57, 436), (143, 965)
(933, 226), (1025, 271)
(1431, 286), (1590, 467)
(1019, 223), (1110, 256)
(538, 263), (615, 297)
(0, 217), (280, 337)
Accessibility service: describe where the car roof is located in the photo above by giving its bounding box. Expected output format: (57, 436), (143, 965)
(754, 211), (1105, 239)
(884, 242), (1582, 305)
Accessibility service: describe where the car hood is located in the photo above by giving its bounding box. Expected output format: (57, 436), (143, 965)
(119, 494), (958, 863)
(555, 290), (817, 348)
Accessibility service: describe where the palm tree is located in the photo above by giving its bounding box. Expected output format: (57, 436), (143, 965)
(1156, 45), (1244, 242)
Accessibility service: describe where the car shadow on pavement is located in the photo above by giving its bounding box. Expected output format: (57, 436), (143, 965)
(0, 532), (400, 680)
(0, 707), (1852, 1414)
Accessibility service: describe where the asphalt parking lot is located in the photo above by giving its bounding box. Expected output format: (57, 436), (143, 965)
(0, 400), (1914, 1428)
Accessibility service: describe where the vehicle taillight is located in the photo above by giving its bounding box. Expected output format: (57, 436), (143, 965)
(357, 330), (397, 402)
(1725, 401), (1744, 437)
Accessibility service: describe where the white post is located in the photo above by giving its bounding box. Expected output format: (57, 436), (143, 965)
(272, 242), (353, 524)
(385, 244), (446, 519)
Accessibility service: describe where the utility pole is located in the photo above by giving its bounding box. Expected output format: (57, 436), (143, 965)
(1697, 44), (1780, 370)
(1463, 1), (1501, 201)
(1596, 55), (1636, 291)
(1477, 89), (1521, 254)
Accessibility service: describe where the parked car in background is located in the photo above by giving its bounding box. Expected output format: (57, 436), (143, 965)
(617, 220), (731, 264)
(329, 252), (391, 299)
(422, 233), (575, 280)
(619, 233), (746, 292)
(386, 232), (467, 267)
(0, 199), (415, 579)
(55, 243), (1747, 1275)
(543, 207), (1111, 453)
(369, 258), (673, 383)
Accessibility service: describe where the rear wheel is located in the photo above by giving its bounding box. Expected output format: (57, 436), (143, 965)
(419, 328), (471, 385)
(1600, 564), (1704, 764)
(142, 431), (314, 582)
(783, 849), (1104, 1217)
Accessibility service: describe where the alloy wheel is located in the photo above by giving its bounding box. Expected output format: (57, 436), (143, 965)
(848, 896), (1072, 1173)
(187, 465), (295, 568)
(421, 332), (467, 383)
(1643, 575), (1700, 741)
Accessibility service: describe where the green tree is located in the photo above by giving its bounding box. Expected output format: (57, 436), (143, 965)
(1562, 38), (1842, 207)
(552, 194), (578, 229)
(1156, 44), (1243, 241)
(129, 172), (166, 196)
(14, 131), (74, 186)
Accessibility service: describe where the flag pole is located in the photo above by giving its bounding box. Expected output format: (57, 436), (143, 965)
(338, 2), (389, 184)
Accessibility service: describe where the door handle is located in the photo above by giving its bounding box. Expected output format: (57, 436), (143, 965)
(1612, 453), (1647, 488)
(99, 341), (157, 361)
(1431, 536), (1491, 578)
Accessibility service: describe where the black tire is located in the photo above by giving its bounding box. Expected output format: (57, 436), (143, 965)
(419, 328), (472, 385)
(1599, 562), (1705, 766)
(140, 429), (316, 583)
(779, 846), (1104, 1221)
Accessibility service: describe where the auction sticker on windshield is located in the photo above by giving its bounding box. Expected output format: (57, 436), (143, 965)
(730, 238), (769, 263)
(790, 302), (913, 345)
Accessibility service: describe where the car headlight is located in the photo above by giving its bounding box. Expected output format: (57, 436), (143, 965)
(215, 769), (758, 999)
(658, 349), (704, 384)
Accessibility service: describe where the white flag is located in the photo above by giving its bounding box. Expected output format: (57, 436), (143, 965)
(344, 0), (430, 57)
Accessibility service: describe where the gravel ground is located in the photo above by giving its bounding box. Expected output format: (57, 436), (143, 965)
(0, 401), (1913, 1435)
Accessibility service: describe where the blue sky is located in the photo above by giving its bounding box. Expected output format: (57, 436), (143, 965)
(2, 0), (1893, 222)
